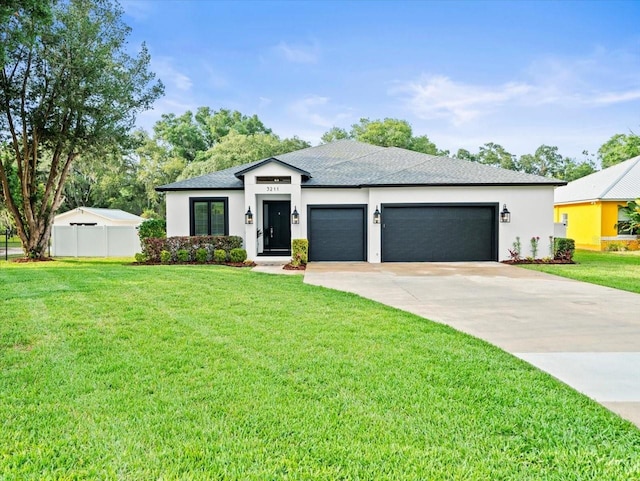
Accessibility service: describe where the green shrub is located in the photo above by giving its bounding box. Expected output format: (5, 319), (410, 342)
(138, 219), (166, 240)
(229, 248), (247, 263)
(606, 242), (628, 252)
(195, 248), (208, 263)
(291, 238), (309, 266)
(176, 249), (189, 262)
(214, 249), (227, 263)
(141, 235), (242, 262)
(134, 252), (147, 263)
(160, 250), (172, 264)
(554, 237), (575, 261)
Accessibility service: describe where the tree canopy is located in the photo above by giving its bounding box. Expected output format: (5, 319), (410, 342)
(0, 0), (163, 257)
(598, 133), (640, 168)
(321, 118), (447, 156)
(134, 107), (310, 211)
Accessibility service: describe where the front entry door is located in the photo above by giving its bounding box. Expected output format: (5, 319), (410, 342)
(263, 201), (291, 253)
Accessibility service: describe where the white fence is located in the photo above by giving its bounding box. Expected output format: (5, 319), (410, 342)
(52, 225), (141, 257)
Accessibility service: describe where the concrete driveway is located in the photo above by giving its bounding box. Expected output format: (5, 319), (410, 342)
(304, 262), (640, 428)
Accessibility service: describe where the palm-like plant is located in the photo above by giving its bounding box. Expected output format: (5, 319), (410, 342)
(617, 199), (640, 235)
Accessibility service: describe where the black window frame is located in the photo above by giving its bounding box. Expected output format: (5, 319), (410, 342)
(189, 197), (229, 236)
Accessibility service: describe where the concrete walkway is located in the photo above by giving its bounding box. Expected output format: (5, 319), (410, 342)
(304, 262), (640, 428)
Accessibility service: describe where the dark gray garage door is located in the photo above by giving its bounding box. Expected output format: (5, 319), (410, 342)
(382, 204), (497, 262)
(308, 206), (366, 261)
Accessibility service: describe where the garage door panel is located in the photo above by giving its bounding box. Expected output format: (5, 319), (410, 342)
(309, 206), (366, 261)
(382, 205), (497, 262)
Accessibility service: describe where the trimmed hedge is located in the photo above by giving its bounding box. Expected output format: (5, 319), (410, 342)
(291, 239), (309, 267)
(229, 248), (247, 263)
(142, 235), (243, 263)
(138, 219), (166, 240)
(554, 237), (575, 262)
(213, 249), (227, 263)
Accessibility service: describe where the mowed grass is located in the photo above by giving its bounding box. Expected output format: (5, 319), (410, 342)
(521, 250), (640, 294)
(1, 260), (639, 480)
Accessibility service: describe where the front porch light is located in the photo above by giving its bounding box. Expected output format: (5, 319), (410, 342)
(500, 204), (511, 223)
(245, 207), (253, 225)
(291, 206), (300, 225)
(373, 206), (381, 224)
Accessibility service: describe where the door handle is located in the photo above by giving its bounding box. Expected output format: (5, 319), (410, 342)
(270, 226), (274, 238)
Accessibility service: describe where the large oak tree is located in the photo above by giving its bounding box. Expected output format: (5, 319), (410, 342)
(0, 0), (162, 258)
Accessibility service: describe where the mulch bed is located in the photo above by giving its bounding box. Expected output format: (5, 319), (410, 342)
(501, 259), (575, 265)
(133, 261), (257, 267)
(283, 263), (306, 270)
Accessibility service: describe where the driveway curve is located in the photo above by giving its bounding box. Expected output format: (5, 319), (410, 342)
(304, 262), (640, 428)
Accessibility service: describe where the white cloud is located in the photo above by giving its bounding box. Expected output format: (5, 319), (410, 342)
(393, 46), (640, 127)
(288, 95), (352, 128)
(275, 41), (320, 64)
(258, 97), (272, 109)
(392, 75), (533, 125)
(200, 62), (228, 89)
(152, 57), (192, 92)
(588, 89), (640, 106)
(120, 0), (154, 20)
(136, 97), (199, 131)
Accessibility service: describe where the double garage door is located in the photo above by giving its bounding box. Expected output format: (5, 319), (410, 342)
(308, 204), (498, 262)
(381, 204), (498, 262)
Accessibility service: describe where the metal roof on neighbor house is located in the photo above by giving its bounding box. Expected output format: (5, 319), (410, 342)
(156, 140), (566, 191)
(554, 155), (640, 204)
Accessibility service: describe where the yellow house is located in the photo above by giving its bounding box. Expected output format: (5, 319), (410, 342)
(554, 155), (640, 251)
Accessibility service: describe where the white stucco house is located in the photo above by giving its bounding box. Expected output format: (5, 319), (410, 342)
(157, 140), (565, 262)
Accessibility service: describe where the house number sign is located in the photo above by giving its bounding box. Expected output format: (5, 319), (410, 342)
(266, 186), (280, 192)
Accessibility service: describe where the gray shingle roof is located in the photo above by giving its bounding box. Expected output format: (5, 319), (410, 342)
(554, 155), (640, 203)
(157, 140), (565, 191)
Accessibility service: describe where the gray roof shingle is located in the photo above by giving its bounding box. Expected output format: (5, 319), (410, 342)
(157, 140), (565, 191)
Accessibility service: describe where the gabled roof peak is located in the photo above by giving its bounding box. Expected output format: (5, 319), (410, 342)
(233, 157), (311, 179)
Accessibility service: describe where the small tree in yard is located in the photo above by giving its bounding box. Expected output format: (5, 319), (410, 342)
(0, 0), (163, 258)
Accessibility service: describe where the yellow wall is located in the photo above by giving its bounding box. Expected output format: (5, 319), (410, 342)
(554, 202), (601, 250)
(554, 201), (637, 250)
(601, 201), (624, 237)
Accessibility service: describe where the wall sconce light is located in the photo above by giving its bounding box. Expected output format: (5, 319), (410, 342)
(245, 207), (253, 225)
(373, 206), (381, 224)
(291, 206), (300, 225)
(500, 204), (511, 223)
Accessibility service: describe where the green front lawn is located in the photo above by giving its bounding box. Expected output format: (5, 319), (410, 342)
(1, 260), (639, 479)
(521, 250), (640, 294)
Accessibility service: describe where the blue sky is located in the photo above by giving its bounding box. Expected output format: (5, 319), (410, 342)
(121, 0), (640, 162)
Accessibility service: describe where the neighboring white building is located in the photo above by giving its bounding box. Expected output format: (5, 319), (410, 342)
(54, 207), (145, 227)
(52, 207), (144, 257)
(157, 140), (565, 262)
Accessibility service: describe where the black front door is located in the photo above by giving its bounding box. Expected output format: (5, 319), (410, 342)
(263, 201), (291, 253)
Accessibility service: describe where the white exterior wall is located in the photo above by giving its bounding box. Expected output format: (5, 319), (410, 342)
(165, 190), (245, 239)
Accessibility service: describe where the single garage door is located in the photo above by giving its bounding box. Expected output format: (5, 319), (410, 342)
(382, 204), (497, 262)
(308, 205), (366, 261)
